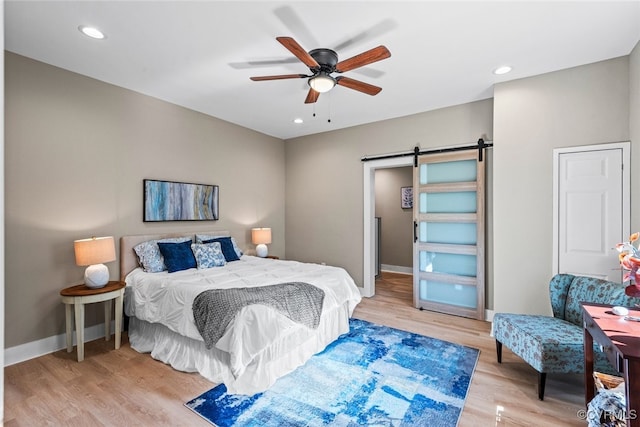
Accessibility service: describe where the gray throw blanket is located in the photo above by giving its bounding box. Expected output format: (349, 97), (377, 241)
(193, 282), (325, 349)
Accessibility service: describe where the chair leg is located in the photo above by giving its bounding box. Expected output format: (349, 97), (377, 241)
(538, 372), (546, 401)
(496, 340), (502, 363)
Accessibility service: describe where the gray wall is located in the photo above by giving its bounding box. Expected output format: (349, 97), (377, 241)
(285, 100), (494, 280)
(5, 39), (638, 350)
(5, 52), (285, 348)
(374, 167), (413, 269)
(286, 50), (638, 317)
(492, 56), (632, 315)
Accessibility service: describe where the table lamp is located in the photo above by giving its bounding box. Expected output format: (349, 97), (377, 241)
(251, 228), (272, 258)
(74, 236), (116, 288)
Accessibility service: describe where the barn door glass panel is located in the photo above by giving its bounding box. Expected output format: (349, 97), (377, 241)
(419, 160), (477, 184)
(413, 151), (485, 320)
(420, 192), (477, 213)
(419, 252), (477, 277)
(418, 279), (478, 308)
(420, 222), (477, 245)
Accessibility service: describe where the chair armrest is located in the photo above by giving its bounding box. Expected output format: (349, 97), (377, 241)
(549, 274), (575, 319)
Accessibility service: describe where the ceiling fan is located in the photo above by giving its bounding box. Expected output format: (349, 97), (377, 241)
(250, 37), (391, 104)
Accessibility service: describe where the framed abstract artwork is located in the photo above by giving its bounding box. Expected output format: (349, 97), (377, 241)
(143, 179), (219, 222)
(401, 186), (413, 209)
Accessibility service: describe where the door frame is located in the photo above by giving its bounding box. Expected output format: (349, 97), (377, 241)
(363, 156), (413, 297)
(552, 141), (630, 276)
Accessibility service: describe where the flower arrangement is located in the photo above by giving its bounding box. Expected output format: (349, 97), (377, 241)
(616, 232), (640, 297)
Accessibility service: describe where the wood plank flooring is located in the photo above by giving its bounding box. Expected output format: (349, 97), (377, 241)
(4, 272), (587, 426)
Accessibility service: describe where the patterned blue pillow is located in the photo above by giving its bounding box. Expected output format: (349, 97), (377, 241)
(202, 237), (240, 262)
(191, 242), (226, 269)
(157, 240), (197, 273)
(196, 234), (243, 257)
(133, 237), (192, 272)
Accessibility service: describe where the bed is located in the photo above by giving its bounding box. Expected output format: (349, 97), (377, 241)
(120, 231), (362, 395)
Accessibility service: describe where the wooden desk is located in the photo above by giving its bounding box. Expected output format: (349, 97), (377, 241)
(60, 281), (125, 362)
(582, 302), (640, 426)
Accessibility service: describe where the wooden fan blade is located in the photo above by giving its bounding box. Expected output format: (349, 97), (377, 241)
(305, 88), (320, 104)
(276, 36), (319, 69)
(250, 74), (307, 81)
(335, 45), (391, 73)
(335, 76), (382, 96)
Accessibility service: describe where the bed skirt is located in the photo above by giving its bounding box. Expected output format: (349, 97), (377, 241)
(127, 301), (353, 395)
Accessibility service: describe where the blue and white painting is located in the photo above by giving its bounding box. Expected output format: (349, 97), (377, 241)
(144, 179), (219, 221)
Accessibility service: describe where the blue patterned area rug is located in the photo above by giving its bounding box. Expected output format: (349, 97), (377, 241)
(185, 318), (479, 426)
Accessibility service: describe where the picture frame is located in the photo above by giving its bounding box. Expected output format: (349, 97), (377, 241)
(143, 179), (219, 222)
(401, 186), (413, 209)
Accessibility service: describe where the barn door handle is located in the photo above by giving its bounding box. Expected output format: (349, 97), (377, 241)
(414, 221), (418, 243)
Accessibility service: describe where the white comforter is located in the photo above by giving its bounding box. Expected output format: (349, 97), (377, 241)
(125, 255), (362, 379)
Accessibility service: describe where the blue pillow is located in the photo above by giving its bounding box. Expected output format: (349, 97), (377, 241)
(203, 237), (240, 262)
(157, 240), (197, 273)
(196, 234), (243, 257)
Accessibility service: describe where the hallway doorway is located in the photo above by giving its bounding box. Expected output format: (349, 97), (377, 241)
(363, 157), (412, 297)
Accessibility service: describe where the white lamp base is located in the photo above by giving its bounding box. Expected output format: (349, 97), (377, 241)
(256, 244), (268, 258)
(84, 264), (109, 288)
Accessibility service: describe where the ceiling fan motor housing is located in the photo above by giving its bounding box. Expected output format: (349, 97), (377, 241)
(309, 48), (338, 73)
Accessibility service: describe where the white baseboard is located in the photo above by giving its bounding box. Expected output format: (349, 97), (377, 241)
(380, 264), (412, 275)
(4, 320), (117, 366)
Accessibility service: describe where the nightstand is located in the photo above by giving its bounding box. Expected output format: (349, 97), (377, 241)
(60, 281), (125, 362)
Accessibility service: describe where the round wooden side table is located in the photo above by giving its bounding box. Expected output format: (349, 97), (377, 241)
(60, 281), (125, 362)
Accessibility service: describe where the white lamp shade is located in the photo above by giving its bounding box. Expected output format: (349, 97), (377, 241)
(74, 236), (116, 288)
(74, 236), (116, 266)
(251, 228), (272, 245)
(252, 228), (272, 258)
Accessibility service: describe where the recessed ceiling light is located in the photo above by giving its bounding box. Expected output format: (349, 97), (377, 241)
(78, 25), (106, 40)
(293, 118), (303, 124)
(493, 66), (512, 75)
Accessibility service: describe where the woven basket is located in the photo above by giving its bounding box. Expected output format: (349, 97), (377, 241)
(594, 371), (625, 391)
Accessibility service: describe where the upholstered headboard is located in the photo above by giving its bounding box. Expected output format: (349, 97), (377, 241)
(119, 230), (230, 281)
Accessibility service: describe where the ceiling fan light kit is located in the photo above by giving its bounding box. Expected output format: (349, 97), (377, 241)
(250, 36), (391, 104)
(309, 73), (335, 93)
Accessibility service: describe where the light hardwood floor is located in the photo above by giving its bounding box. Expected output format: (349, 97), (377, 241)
(4, 272), (587, 426)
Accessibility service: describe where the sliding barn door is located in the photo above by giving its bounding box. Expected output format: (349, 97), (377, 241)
(413, 151), (485, 320)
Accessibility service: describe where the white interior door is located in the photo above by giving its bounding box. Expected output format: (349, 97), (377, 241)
(554, 143), (630, 281)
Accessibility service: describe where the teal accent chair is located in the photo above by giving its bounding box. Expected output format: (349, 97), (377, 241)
(493, 274), (638, 400)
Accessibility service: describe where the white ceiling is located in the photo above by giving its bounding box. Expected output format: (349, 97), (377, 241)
(5, 1), (640, 140)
